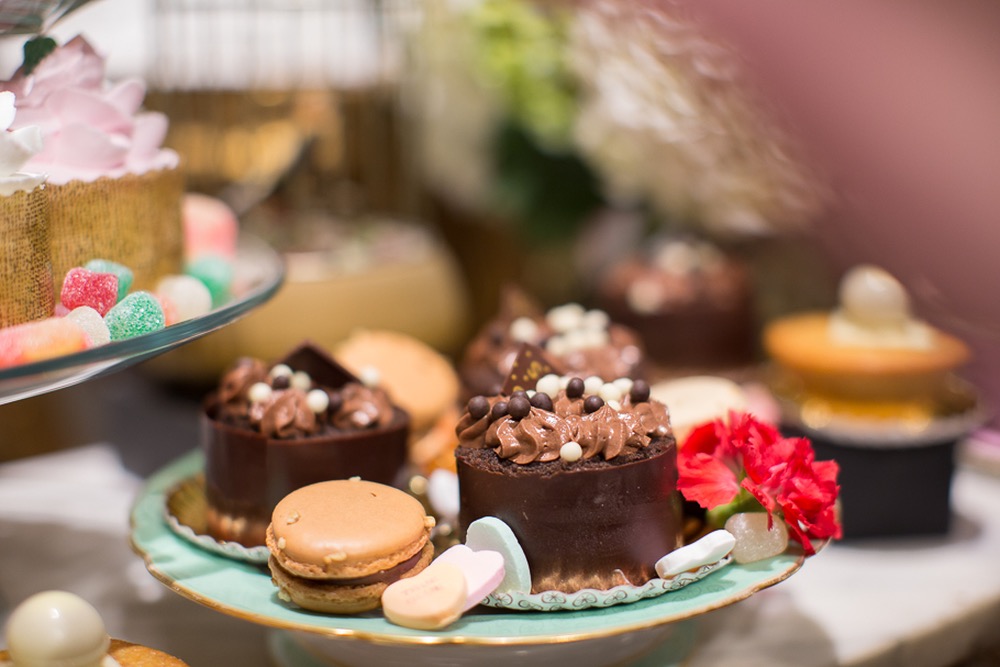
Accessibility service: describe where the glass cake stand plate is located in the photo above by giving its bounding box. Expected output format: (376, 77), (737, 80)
(0, 235), (284, 406)
(130, 451), (811, 667)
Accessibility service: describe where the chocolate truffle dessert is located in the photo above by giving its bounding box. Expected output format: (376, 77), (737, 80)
(597, 236), (755, 371)
(455, 348), (682, 593)
(460, 289), (646, 399)
(202, 341), (410, 547)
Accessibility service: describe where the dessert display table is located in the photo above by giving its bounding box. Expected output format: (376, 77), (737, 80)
(2, 428), (1000, 666)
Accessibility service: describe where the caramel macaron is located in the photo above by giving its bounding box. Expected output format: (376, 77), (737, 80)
(266, 479), (435, 614)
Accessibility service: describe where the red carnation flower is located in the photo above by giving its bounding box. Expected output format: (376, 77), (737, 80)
(678, 412), (841, 555)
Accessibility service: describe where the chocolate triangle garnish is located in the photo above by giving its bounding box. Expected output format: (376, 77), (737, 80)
(501, 343), (563, 395)
(279, 340), (359, 389)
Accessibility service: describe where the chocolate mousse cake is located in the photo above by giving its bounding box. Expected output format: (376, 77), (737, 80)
(202, 341), (410, 546)
(596, 236), (755, 371)
(455, 348), (682, 593)
(460, 289), (646, 399)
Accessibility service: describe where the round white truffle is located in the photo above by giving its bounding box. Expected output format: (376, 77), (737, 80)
(5, 591), (110, 667)
(839, 265), (910, 327)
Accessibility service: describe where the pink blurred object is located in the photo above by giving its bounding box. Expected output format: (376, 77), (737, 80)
(687, 0), (1000, 425)
(0, 317), (89, 369)
(182, 192), (239, 260)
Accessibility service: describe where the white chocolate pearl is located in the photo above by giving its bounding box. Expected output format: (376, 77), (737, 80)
(248, 382), (272, 404)
(544, 335), (569, 357)
(526, 389), (536, 398)
(509, 316), (540, 343)
(599, 382), (624, 403)
(583, 375), (604, 396)
(306, 389), (330, 413)
(839, 265), (910, 326)
(581, 309), (610, 331)
(559, 375), (571, 390)
(655, 240), (699, 275)
(535, 373), (562, 398)
(563, 329), (589, 352)
(359, 365), (381, 388)
(560, 441), (583, 462)
(613, 377), (634, 395)
(626, 279), (665, 314)
(608, 399), (622, 411)
(290, 370), (312, 391)
(6, 591), (110, 667)
(269, 363), (293, 379)
(579, 328), (608, 349)
(546, 303), (585, 333)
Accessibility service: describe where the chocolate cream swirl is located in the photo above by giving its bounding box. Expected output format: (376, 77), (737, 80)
(457, 391), (671, 464)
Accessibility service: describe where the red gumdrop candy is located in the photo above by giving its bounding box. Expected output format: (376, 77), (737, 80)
(60, 268), (119, 316)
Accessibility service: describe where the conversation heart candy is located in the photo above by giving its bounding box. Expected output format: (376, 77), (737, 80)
(381, 562), (467, 631)
(104, 291), (165, 341)
(60, 267), (118, 316)
(655, 530), (736, 578)
(465, 517), (531, 594)
(430, 545), (505, 611)
(83, 259), (133, 303)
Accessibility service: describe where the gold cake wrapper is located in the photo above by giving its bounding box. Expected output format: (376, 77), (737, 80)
(47, 167), (185, 294)
(0, 185), (53, 328)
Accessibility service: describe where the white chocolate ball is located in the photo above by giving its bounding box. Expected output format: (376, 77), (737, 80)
(290, 370), (312, 391)
(535, 373), (562, 398)
(306, 389), (330, 413)
(839, 265), (910, 326)
(599, 382), (624, 403)
(269, 363), (293, 379)
(560, 441), (583, 463)
(583, 376), (604, 396)
(6, 591), (110, 667)
(509, 317), (540, 343)
(358, 365), (381, 388)
(247, 382), (272, 404)
(545, 303), (585, 334)
(581, 309), (610, 332)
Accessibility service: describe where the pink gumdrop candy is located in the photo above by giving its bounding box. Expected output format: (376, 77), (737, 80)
(429, 544), (505, 611)
(60, 267), (119, 316)
(0, 318), (89, 369)
(183, 193), (238, 260)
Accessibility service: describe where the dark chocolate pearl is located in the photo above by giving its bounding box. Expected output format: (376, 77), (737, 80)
(630, 379), (651, 403)
(326, 391), (343, 415)
(490, 400), (509, 421)
(510, 389), (529, 402)
(584, 395), (604, 413)
(271, 374), (291, 390)
(468, 396), (490, 420)
(507, 395), (531, 420)
(530, 392), (553, 412)
(565, 377), (585, 399)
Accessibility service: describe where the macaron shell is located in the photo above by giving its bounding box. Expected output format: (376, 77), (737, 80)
(269, 480), (432, 579)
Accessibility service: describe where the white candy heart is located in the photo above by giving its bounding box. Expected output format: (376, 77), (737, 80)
(655, 530), (736, 578)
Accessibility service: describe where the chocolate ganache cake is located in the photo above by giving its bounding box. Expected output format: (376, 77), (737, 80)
(203, 342), (409, 546)
(460, 290), (646, 400)
(455, 348), (682, 593)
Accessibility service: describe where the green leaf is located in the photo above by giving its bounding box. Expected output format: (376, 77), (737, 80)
(22, 36), (57, 75)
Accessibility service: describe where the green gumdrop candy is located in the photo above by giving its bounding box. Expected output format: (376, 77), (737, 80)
(185, 255), (233, 308)
(84, 259), (134, 303)
(104, 291), (165, 341)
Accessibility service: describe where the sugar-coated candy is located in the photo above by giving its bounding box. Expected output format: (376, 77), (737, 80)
(65, 306), (111, 347)
(0, 318), (89, 368)
(104, 291), (165, 341)
(83, 259), (133, 303)
(185, 255), (233, 308)
(725, 512), (789, 564)
(430, 545), (505, 612)
(60, 268), (118, 316)
(655, 530), (735, 578)
(183, 193), (239, 260)
(155, 274), (212, 323)
(464, 517), (532, 595)
(381, 562), (467, 631)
